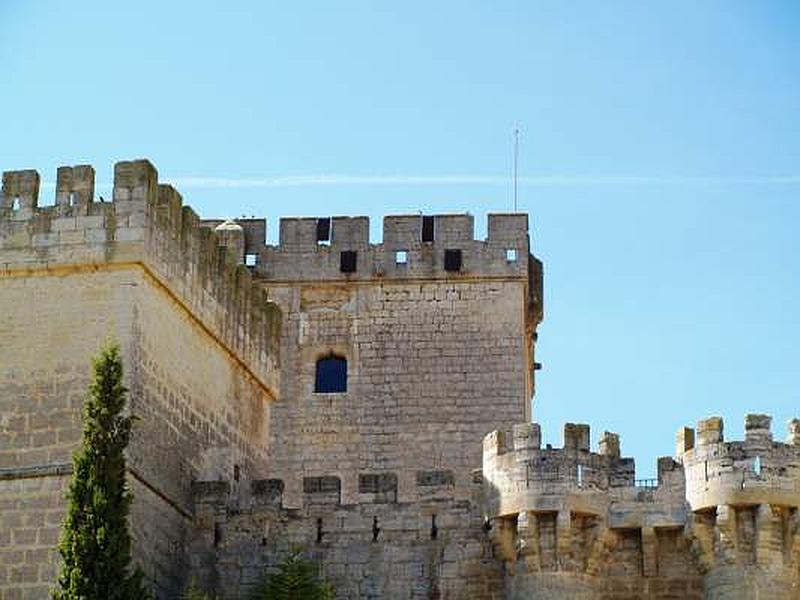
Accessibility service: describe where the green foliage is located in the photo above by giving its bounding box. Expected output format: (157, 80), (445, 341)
(250, 549), (335, 600)
(182, 581), (217, 600)
(53, 341), (148, 600)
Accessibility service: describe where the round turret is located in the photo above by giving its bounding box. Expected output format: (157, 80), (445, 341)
(214, 218), (245, 264)
(679, 414), (800, 511)
(677, 414), (800, 600)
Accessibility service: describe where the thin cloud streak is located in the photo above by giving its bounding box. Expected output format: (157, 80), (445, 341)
(39, 174), (800, 191)
(164, 174), (800, 189)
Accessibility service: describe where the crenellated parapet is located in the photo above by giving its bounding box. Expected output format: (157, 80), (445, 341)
(481, 422), (685, 521)
(187, 471), (501, 599)
(481, 416), (800, 598)
(678, 414), (800, 511)
(677, 414), (800, 598)
(255, 213), (543, 323)
(0, 160), (280, 395)
(482, 422), (692, 588)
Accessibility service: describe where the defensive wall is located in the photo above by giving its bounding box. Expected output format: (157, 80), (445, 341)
(1, 158), (545, 599)
(246, 213), (543, 509)
(482, 415), (800, 599)
(2, 157), (797, 600)
(188, 474), (505, 599)
(186, 210), (545, 597)
(0, 161), (281, 598)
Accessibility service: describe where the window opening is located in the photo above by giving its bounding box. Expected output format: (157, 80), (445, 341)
(11, 197), (21, 211)
(444, 249), (462, 272)
(245, 254), (257, 267)
(315, 355), (347, 393)
(577, 464), (584, 487)
(316, 518), (324, 544)
(316, 217), (331, 245)
(395, 250), (408, 264)
(506, 248), (518, 262)
(430, 514), (438, 540)
(421, 215), (435, 242)
(340, 250), (357, 273)
(372, 516), (381, 542)
(213, 523), (221, 547)
(753, 456), (762, 476)
(482, 518), (492, 534)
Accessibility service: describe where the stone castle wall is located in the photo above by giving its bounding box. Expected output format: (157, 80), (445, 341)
(2, 157), (797, 600)
(0, 162), (281, 598)
(186, 211), (544, 598)
(188, 477), (505, 599)
(261, 214), (542, 503)
(0, 267), (138, 598)
(482, 416), (800, 599)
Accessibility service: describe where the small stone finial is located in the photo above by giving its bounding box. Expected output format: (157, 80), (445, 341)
(513, 423), (541, 453)
(696, 417), (723, 446)
(483, 430), (507, 457)
(113, 159), (157, 203)
(1, 169), (40, 214)
(657, 456), (679, 481)
(599, 431), (620, 458)
(55, 165), (95, 211)
(215, 218), (244, 232)
(215, 218), (246, 264)
(744, 413), (773, 447)
(564, 423), (590, 452)
(788, 419), (800, 446)
(675, 427), (695, 457)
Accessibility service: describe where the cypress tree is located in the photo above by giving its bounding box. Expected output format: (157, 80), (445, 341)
(251, 549), (335, 600)
(53, 342), (148, 600)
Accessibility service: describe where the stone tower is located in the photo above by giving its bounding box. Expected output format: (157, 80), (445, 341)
(2, 158), (797, 600)
(0, 161), (281, 598)
(188, 213), (545, 597)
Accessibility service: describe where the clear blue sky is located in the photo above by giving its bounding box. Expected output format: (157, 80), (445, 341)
(2, 1), (799, 476)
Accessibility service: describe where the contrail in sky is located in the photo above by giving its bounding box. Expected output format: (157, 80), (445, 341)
(165, 174), (800, 189)
(41, 174), (800, 190)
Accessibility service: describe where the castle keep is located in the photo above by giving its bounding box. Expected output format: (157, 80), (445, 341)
(0, 159), (798, 599)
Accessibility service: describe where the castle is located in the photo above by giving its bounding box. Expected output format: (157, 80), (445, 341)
(0, 159), (798, 600)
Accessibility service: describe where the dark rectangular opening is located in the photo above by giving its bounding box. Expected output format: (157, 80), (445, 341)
(340, 250), (357, 273)
(316, 217), (331, 242)
(359, 473), (398, 494)
(444, 249), (462, 271)
(416, 469), (455, 487)
(303, 476), (341, 494)
(421, 215), (435, 242)
(315, 356), (347, 393)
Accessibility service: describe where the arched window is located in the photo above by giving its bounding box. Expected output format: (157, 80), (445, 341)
(314, 355), (347, 393)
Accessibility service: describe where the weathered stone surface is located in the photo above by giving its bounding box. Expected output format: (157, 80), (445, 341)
(2, 158), (796, 599)
(482, 416), (800, 599)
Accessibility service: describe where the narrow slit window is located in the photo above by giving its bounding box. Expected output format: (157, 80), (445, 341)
(395, 250), (408, 265)
(316, 217), (331, 244)
(315, 356), (347, 393)
(506, 248), (518, 262)
(340, 250), (357, 273)
(421, 216), (435, 242)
